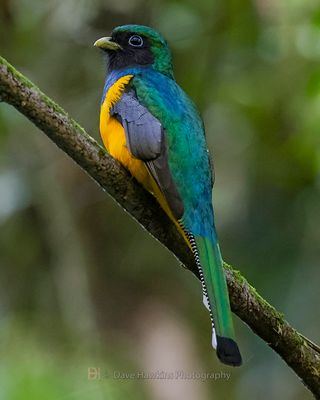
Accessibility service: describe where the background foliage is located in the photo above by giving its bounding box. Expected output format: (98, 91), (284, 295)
(0, 0), (319, 399)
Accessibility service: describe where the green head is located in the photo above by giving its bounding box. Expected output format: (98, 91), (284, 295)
(94, 25), (174, 78)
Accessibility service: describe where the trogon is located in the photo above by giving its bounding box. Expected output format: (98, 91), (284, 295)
(94, 24), (242, 366)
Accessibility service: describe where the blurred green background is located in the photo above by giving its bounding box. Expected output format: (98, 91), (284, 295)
(0, 0), (319, 399)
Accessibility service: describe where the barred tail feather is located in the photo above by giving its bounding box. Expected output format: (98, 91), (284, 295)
(203, 293), (217, 349)
(192, 234), (242, 366)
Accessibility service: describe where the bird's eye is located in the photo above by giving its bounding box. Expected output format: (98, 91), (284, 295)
(128, 35), (144, 47)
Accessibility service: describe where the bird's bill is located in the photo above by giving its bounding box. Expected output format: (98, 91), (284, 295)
(93, 37), (122, 50)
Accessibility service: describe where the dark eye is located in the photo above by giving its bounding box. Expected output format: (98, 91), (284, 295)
(128, 35), (144, 47)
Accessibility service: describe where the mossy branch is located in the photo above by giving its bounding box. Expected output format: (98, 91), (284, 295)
(1, 55), (319, 398)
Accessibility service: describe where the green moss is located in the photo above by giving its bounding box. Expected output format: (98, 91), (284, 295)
(1, 53), (319, 395)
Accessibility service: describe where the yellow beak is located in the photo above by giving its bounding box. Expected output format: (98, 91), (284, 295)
(93, 37), (122, 51)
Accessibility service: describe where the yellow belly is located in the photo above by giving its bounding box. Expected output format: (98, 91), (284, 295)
(100, 114), (178, 221)
(99, 75), (152, 188)
(99, 75), (190, 246)
(100, 114), (154, 191)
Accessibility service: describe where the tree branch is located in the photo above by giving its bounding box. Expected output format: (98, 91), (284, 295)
(0, 55), (319, 398)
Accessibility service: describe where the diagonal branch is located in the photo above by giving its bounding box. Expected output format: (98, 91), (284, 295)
(0, 55), (319, 398)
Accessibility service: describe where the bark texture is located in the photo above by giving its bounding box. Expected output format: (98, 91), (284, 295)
(1, 55), (319, 398)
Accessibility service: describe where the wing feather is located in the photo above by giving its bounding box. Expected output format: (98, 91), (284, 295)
(112, 90), (184, 219)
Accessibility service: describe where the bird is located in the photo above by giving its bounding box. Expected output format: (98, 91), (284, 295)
(94, 24), (242, 366)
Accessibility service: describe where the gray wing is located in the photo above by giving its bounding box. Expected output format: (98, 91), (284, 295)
(111, 91), (184, 219)
(112, 91), (162, 160)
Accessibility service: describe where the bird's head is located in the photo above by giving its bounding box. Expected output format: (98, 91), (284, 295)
(94, 25), (174, 78)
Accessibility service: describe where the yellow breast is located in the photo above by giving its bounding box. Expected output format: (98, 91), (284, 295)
(99, 75), (153, 191)
(99, 75), (190, 246)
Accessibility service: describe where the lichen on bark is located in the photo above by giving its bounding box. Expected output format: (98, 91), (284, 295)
(1, 55), (320, 398)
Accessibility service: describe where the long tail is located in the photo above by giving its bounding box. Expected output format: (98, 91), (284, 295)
(189, 234), (242, 366)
